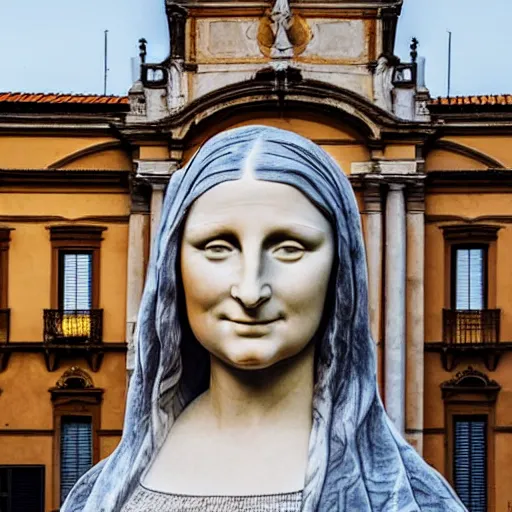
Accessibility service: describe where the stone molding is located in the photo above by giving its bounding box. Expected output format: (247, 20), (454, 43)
(136, 160), (180, 182)
(406, 182), (425, 213)
(56, 366), (95, 389)
(351, 160), (418, 175)
(440, 224), (501, 242)
(362, 182), (382, 213)
(441, 366), (501, 403)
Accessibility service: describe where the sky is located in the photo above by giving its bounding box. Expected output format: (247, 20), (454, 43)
(0, 0), (510, 98)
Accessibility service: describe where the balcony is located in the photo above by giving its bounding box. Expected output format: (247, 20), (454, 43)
(443, 309), (500, 345)
(43, 309), (103, 345)
(43, 309), (104, 372)
(0, 309), (126, 373)
(426, 309), (511, 371)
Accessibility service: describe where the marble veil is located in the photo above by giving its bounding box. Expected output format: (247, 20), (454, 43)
(62, 125), (466, 512)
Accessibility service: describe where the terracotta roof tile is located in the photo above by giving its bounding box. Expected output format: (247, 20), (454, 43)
(0, 92), (129, 105)
(429, 94), (512, 108)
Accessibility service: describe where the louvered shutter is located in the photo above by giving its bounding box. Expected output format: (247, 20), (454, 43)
(455, 248), (484, 310)
(60, 417), (93, 504)
(63, 253), (92, 310)
(453, 416), (487, 512)
(0, 466), (44, 512)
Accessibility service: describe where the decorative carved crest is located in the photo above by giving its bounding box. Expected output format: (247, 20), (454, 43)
(441, 366), (501, 402)
(442, 366), (499, 389)
(56, 366), (94, 389)
(257, 0), (311, 60)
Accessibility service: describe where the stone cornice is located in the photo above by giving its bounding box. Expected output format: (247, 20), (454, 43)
(426, 170), (512, 189)
(0, 169), (130, 189)
(119, 78), (433, 145)
(0, 113), (125, 136)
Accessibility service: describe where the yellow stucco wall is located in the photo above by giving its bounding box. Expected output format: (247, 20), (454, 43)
(425, 148), (488, 171)
(424, 184), (512, 507)
(2, 106), (512, 510)
(0, 128), (129, 510)
(0, 137), (129, 170)
(0, 435), (53, 511)
(4, 193), (129, 342)
(60, 149), (132, 170)
(181, 111), (371, 174)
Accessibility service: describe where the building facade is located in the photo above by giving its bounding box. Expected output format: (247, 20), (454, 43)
(1, 1), (512, 511)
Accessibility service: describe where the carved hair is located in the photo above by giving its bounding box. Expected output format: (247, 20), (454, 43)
(62, 126), (465, 511)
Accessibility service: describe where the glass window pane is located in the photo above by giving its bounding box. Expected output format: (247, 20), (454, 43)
(456, 248), (484, 310)
(62, 253), (92, 310)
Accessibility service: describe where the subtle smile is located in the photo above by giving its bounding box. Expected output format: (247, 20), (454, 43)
(227, 318), (281, 326)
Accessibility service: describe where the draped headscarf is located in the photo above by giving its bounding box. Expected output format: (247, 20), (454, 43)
(62, 125), (466, 512)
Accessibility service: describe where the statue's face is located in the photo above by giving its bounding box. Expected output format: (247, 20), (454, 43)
(180, 179), (335, 370)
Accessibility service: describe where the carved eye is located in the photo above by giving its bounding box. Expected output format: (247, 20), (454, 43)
(204, 241), (234, 260)
(272, 242), (305, 261)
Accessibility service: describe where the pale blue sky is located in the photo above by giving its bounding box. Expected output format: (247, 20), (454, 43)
(0, 0), (509, 98)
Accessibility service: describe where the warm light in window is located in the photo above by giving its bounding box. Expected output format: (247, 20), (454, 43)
(62, 314), (91, 338)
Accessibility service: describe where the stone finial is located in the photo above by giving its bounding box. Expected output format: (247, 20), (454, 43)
(410, 37), (419, 63)
(139, 38), (148, 64)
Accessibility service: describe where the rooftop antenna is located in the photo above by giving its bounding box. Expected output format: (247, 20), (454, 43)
(103, 30), (109, 95)
(447, 30), (452, 97)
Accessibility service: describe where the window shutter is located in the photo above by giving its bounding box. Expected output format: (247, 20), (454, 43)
(0, 466), (44, 512)
(60, 417), (93, 504)
(453, 416), (487, 512)
(63, 253), (92, 310)
(456, 248), (484, 310)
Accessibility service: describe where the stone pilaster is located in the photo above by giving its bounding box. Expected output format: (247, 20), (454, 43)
(126, 177), (151, 373)
(150, 183), (166, 247)
(385, 183), (406, 434)
(405, 183), (425, 454)
(136, 159), (180, 254)
(362, 182), (383, 389)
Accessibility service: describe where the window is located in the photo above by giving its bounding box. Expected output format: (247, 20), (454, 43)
(0, 465), (44, 512)
(60, 252), (93, 310)
(453, 415), (487, 512)
(442, 225), (500, 349)
(453, 246), (487, 310)
(50, 367), (103, 510)
(59, 252), (93, 339)
(442, 367), (499, 512)
(60, 416), (93, 504)
(441, 225), (499, 311)
(47, 225), (106, 310)
(45, 226), (106, 346)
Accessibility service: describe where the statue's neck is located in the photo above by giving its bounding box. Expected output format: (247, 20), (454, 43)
(205, 343), (315, 431)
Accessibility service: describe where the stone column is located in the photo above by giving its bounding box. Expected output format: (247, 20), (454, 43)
(136, 160), (179, 254)
(405, 183), (425, 454)
(385, 183), (406, 433)
(363, 183), (383, 390)
(125, 179), (151, 374)
(150, 182), (166, 249)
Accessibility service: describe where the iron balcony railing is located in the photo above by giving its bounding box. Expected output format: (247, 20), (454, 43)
(43, 309), (103, 345)
(0, 309), (10, 343)
(443, 309), (500, 345)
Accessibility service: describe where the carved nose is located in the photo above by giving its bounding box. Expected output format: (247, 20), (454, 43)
(230, 283), (272, 310)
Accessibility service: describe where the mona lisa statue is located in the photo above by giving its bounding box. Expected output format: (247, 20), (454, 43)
(62, 126), (466, 511)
